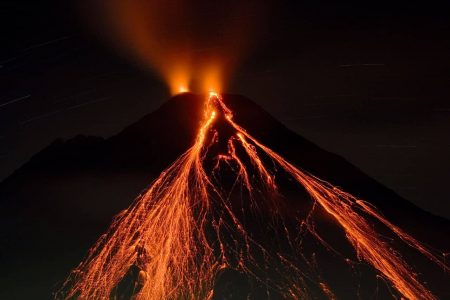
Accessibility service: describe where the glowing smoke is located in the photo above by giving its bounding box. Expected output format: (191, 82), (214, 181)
(87, 0), (267, 94)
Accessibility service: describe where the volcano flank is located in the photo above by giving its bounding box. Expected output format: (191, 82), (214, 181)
(0, 93), (449, 299)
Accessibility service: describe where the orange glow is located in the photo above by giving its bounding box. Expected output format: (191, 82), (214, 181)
(209, 91), (219, 99)
(169, 68), (191, 95)
(201, 65), (223, 95)
(59, 93), (448, 299)
(178, 86), (189, 94)
(88, 0), (266, 95)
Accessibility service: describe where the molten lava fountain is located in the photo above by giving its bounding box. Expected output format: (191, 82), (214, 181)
(59, 93), (448, 299)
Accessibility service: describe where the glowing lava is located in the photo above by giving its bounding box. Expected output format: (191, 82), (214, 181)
(59, 93), (448, 299)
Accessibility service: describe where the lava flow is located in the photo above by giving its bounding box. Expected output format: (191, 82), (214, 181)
(59, 92), (448, 299)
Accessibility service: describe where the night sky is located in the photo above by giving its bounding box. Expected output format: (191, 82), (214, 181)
(1, 0), (450, 218)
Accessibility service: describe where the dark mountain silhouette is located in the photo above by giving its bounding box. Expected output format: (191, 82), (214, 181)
(0, 93), (449, 299)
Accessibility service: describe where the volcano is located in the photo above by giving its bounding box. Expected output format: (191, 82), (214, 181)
(0, 93), (448, 299)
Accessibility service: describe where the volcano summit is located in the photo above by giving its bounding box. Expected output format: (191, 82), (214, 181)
(0, 93), (449, 299)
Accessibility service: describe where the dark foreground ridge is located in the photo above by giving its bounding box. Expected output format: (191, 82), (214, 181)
(0, 93), (449, 299)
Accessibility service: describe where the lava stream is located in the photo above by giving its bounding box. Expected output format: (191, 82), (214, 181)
(59, 93), (448, 300)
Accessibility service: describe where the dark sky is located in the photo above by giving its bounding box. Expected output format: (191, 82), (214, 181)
(1, 0), (450, 218)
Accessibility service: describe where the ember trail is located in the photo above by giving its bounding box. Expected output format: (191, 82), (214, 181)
(59, 93), (448, 299)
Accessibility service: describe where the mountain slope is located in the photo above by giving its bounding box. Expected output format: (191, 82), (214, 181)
(0, 93), (448, 299)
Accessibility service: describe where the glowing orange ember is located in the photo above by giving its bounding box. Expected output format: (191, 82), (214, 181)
(58, 93), (448, 299)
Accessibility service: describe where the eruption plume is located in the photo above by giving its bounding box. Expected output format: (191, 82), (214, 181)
(87, 0), (266, 94)
(58, 93), (448, 299)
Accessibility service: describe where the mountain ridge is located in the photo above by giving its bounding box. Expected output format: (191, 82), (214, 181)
(3, 93), (448, 223)
(0, 93), (448, 299)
